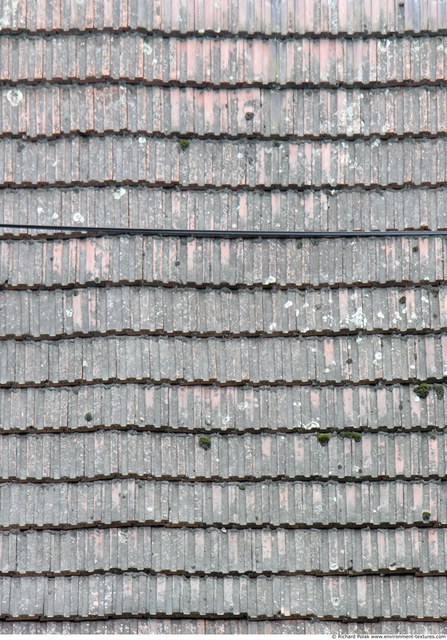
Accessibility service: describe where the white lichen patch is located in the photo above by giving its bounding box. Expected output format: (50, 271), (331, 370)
(6, 88), (23, 106)
(73, 212), (85, 223)
(284, 300), (293, 309)
(303, 420), (320, 430)
(372, 352), (383, 366)
(343, 307), (367, 329)
(113, 187), (127, 200)
(269, 322), (277, 331)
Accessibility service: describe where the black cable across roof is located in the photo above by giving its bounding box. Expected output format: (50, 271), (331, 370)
(0, 223), (446, 238)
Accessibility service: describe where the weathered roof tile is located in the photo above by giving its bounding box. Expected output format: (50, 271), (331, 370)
(2, 236), (446, 288)
(1, 573), (447, 619)
(1, 34), (447, 87)
(2, 134), (447, 188)
(2, 619), (447, 633)
(2, 333), (447, 387)
(9, 177), (399, 232)
(0, 0), (445, 35)
(0, 431), (446, 482)
(2, 0), (447, 626)
(1, 382), (446, 433)
(0, 478), (444, 529)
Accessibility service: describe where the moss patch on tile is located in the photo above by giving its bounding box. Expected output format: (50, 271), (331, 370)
(178, 138), (190, 150)
(413, 383), (432, 399)
(340, 431), (362, 442)
(198, 435), (212, 450)
(316, 433), (331, 446)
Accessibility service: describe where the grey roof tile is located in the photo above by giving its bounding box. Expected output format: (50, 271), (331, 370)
(1, 333), (446, 386)
(0, 479), (445, 528)
(2, 619), (447, 634)
(0, 135), (447, 188)
(0, 431), (446, 482)
(0, 573), (446, 619)
(2, 236), (446, 288)
(1, 0), (447, 625)
(0, 0), (444, 35)
(0, 382), (445, 433)
(1, 34), (447, 83)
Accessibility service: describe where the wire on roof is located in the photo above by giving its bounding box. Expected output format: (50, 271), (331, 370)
(0, 223), (446, 238)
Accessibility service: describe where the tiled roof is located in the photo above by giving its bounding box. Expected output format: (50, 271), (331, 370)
(2, 0), (447, 633)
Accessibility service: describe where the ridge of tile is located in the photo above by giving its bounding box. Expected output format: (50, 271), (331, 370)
(0, 382), (445, 433)
(0, 0), (446, 37)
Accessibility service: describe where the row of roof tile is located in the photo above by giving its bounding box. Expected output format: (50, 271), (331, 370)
(2, 34), (447, 86)
(1, 136), (446, 188)
(0, 186), (447, 236)
(0, 478), (444, 528)
(2, 526), (446, 576)
(1, 383), (443, 433)
(0, 0), (443, 35)
(1, 573), (447, 619)
(1, 285), (444, 339)
(2, 334), (446, 386)
(2, 620), (447, 634)
(4, 85), (447, 139)
(2, 187), (447, 235)
(1, 430), (446, 482)
(1, 236), (443, 288)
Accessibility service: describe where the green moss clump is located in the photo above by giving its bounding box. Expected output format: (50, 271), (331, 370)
(433, 383), (444, 399)
(340, 431), (362, 442)
(422, 511), (431, 521)
(316, 433), (331, 446)
(178, 138), (190, 150)
(84, 412), (93, 422)
(198, 435), (212, 450)
(413, 383), (432, 399)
